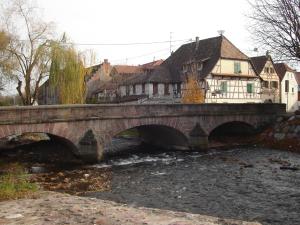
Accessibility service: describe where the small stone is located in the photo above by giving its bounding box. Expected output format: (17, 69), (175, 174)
(276, 117), (283, 122)
(274, 133), (285, 140)
(58, 172), (64, 177)
(84, 174), (90, 179)
(5, 214), (24, 219)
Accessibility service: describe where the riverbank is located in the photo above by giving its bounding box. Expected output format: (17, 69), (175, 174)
(259, 112), (300, 153)
(0, 191), (261, 225)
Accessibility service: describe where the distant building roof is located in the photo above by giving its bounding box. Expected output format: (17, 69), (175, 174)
(274, 63), (295, 81)
(113, 65), (143, 75)
(140, 59), (164, 70)
(250, 55), (269, 74)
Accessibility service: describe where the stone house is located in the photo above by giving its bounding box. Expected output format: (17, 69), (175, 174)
(275, 63), (298, 112)
(250, 54), (280, 103)
(119, 35), (262, 104)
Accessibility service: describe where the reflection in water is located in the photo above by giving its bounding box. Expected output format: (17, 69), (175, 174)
(85, 147), (300, 225)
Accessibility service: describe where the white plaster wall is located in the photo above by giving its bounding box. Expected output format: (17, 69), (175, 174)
(135, 84), (142, 95)
(158, 83), (164, 96)
(212, 59), (256, 76)
(281, 72), (298, 112)
(120, 86), (126, 97)
(148, 83), (153, 97)
(205, 76), (262, 103)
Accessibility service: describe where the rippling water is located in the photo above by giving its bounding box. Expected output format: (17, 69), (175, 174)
(85, 147), (300, 225)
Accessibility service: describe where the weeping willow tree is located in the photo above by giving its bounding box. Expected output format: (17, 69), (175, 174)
(49, 41), (87, 104)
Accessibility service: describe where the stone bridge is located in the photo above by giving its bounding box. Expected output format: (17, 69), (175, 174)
(0, 103), (285, 162)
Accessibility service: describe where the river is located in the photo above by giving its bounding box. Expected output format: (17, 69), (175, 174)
(84, 147), (300, 225)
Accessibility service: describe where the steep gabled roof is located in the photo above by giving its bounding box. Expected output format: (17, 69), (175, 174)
(274, 63), (295, 81)
(295, 72), (300, 85)
(160, 35), (251, 81)
(250, 56), (268, 74)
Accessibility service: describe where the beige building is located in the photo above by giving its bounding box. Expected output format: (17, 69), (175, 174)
(251, 55), (280, 103)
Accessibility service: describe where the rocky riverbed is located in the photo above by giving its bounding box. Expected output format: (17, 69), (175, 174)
(0, 191), (261, 225)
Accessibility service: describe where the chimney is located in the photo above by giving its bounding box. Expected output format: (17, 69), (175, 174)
(195, 36), (199, 51)
(103, 59), (110, 74)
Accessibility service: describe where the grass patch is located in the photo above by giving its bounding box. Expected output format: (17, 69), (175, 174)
(0, 162), (38, 201)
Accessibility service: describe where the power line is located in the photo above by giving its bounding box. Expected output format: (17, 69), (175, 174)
(17, 38), (191, 46)
(69, 38), (190, 46)
(109, 42), (187, 64)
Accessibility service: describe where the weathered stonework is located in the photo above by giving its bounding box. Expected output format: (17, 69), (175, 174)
(0, 103), (286, 162)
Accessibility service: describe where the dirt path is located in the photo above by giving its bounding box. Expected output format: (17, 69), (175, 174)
(0, 191), (260, 225)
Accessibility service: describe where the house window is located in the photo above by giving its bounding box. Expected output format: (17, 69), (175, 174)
(133, 85), (136, 94)
(173, 83), (181, 97)
(247, 83), (254, 93)
(142, 83), (145, 94)
(234, 62), (241, 74)
(264, 67), (270, 73)
(153, 83), (158, 95)
(285, 80), (289, 92)
(271, 81), (278, 89)
(164, 84), (170, 95)
(270, 67), (274, 73)
(263, 81), (269, 88)
(220, 81), (228, 93)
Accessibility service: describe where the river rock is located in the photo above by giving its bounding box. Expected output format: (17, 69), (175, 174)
(274, 133), (285, 140)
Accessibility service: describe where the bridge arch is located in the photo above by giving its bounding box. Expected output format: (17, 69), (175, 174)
(104, 118), (190, 150)
(208, 121), (257, 142)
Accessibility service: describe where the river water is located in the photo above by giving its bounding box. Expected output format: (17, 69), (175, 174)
(84, 147), (300, 225)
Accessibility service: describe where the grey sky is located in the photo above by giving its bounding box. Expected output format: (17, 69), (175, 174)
(38, 0), (257, 65)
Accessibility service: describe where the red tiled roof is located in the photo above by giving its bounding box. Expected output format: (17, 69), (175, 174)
(113, 65), (143, 74)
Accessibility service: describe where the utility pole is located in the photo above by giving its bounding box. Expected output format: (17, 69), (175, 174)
(170, 32), (173, 55)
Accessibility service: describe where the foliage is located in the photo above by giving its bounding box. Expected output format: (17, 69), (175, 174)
(49, 38), (87, 104)
(182, 75), (205, 103)
(0, 0), (54, 105)
(248, 0), (300, 62)
(0, 162), (38, 201)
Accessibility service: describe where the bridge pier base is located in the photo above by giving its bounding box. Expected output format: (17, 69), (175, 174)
(188, 135), (209, 150)
(188, 123), (209, 150)
(76, 130), (104, 163)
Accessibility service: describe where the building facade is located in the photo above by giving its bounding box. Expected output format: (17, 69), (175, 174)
(275, 63), (298, 112)
(251, 55), (280, 103)
(119, 35), (262, 104)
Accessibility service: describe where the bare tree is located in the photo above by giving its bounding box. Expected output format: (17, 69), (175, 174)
(0, 0), (55, 105)
(248, 0), (300, 62)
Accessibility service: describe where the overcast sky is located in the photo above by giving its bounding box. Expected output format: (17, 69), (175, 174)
(37, 0), (258, 66)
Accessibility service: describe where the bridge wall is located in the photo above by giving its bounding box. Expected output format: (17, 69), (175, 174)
(0, 104), (286, 162)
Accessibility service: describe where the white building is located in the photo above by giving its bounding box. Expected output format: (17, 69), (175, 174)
(275, 63), (298, 112)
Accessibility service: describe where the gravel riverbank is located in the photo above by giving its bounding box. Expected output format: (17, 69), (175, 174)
(0, 191), (261, 225)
